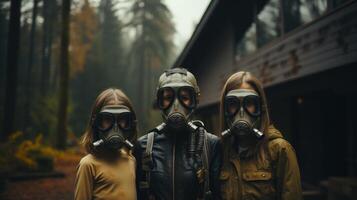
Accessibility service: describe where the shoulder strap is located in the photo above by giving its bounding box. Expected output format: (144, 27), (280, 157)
(139, 132), (155, 190)
(146, 132), (155, 157)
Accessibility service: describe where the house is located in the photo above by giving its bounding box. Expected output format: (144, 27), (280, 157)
(174, 0), (357, 199)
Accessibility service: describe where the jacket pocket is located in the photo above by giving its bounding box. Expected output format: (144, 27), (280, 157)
(242, 171), (272, 181)
(219, 170), (233, 200)
(242, 171), (275, 198)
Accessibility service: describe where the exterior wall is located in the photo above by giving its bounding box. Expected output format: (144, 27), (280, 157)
(266, 64), (357, 183)
(189, 19), (236, 107)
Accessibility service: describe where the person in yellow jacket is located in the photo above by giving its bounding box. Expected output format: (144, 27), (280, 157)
(74, 88), (137, 200)
(219, 71), (302, 200)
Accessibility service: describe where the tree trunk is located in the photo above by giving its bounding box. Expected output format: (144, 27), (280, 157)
(56, 0), (71, 149)
(41, 0), (55, 95)
(23, 0), (39, 132)
(2, 0), (22, 140)
(138, 0), (146, 130)
(47, 0), (56, 90)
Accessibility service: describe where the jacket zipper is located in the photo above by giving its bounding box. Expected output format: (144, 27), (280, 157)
(172, 134), (176, 200)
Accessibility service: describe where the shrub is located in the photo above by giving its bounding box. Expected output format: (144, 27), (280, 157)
(0, 132), (58, 173)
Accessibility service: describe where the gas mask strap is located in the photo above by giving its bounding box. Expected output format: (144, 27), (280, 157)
(186, 109), (195, 121)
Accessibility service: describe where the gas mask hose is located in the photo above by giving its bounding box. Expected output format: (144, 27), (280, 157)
(188, 130), (196, 156)
(196, 129), (204, 154)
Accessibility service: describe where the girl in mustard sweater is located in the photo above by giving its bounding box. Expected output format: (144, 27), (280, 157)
(75, 88), (137, 200)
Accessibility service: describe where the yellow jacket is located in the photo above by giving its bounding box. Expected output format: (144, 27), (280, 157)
(220, 125), (302, 200)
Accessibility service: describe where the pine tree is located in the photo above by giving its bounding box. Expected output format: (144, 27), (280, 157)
(127, 0), (175, 131)
(57, 0), (71, 149)
(2, 0), (22, 140)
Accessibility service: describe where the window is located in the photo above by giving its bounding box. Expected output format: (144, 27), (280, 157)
(236, 22), (256, 60)
(257, 0), (281, 47)
(283, 0), (327, 33)
(300, 0), (328, 23)
(331, 0), (352, 8)
(235, 0), (332, 60)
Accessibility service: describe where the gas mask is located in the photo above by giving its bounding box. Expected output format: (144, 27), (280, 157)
(157, 86), (197, 130)
(222, 89), (264, 139)
(156, 68), (199, 131)
(92, 105), (135, 150)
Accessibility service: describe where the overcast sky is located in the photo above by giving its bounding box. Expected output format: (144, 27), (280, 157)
(90, 0), (210, 52)
(165, 0), (210, 51)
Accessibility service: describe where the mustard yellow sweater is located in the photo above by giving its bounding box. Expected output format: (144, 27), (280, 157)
(74, 149), (136, 200)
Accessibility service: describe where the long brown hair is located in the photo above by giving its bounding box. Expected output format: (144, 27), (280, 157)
(81, 88), (137, 154)
(219, 71), (270, 161)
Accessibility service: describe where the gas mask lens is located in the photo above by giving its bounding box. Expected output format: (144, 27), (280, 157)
(96, 112), (113, 131)
(178, 86), (195, 109)
(157, 86), (196, 110)
(225, 96), (240, 117)
(158, 87), (174, 110)
(244, 95), (261, 117)
(95, 111), (134, 132)
(224, 95), (261, 117)
(117, 112), (133, 130)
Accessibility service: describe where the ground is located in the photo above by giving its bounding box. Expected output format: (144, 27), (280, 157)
(0, 154), (81, 200)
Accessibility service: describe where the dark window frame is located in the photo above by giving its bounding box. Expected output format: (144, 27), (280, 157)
(235, 0), (355, 60)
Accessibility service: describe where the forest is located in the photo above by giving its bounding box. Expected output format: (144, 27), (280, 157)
(0, 0), (176, 147)
(0, 1), (176, 196)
